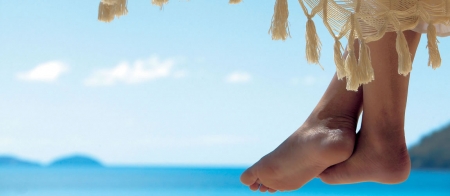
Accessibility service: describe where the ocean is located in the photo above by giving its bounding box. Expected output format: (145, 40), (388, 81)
(0, 168), (449, 196)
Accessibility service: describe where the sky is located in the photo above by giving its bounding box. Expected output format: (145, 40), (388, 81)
(0, 0), (449, 166)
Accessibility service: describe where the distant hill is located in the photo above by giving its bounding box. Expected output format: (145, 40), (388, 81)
(0, 156), (41, 167)
(49, 155), (103, 167)
(409, 123), (450, 170)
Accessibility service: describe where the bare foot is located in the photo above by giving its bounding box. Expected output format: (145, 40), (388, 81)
(240, 113), (356, 192)
(319, 30), (421, 185)
(240, 74), (363, 192)
(319, 127), (411, 184)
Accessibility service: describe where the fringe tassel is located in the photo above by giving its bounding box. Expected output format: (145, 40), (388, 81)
(269, 0), (290, 40)
(427, 23), (442, 69)
(396, 30), (412, 76)
(345, 37), (359, 91)
(114, 0), (128, 17)
(358, 40), (374, 84)
(334, 37), (346, 79)
(305, 17), (321, 65)
(229, 0), (242, 4)
(98, 0), (128, 23)
(344, 15), (359, 91)
(152, 0), (169, 9)
(98, 2), (115, 22)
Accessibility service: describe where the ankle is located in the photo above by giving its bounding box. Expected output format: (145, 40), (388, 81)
(359, 129), (411, 183)
(363, 126), (406, 148)
(312, 109), (359, 131)
(377, 147), (411, 184)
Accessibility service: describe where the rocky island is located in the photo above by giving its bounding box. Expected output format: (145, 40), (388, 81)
(0, 156), (41, 167)
(0, 155), (102, 168)
(49, 155), (103, 167)
(409, 123), (450, 170)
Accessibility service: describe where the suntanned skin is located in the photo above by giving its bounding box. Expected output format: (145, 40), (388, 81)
(240, 66), (363, 192)
(320, 30), (421, 184)
(240, 30), (421, 192)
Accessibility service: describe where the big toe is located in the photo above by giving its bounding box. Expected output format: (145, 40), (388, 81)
(240, 166), (258, 186)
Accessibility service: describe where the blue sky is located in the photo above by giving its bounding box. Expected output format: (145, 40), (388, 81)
(0, 0), (449, 166)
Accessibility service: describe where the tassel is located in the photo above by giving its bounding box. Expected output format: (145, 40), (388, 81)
(344, 15), (360, 91)
(229, 0), (242, 4)
(345, 38), (359, 91)
(152, 0), (169, 9)
(396, 30), (412, 76)
(98, 2), (115, 22)
(114, 0), (128, 17)
(358, 40), (374, 84)
(269, 0), (290, 40)
(427, 23), (442, 69)
(334, 37), (346, 79)
(305, 17), (321, 65)
(345, 49), (359, 91)
(98, 0), (128, 23)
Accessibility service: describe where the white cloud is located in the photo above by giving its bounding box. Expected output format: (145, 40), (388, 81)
(225, 71), (252, 83)
(303, 76), (317, 86)
(291, 75), (317, 86)
(84, 56), (183, 86)
(17, 61), (68, 82)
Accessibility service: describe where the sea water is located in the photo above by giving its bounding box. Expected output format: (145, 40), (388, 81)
(0, 168), (449, 196)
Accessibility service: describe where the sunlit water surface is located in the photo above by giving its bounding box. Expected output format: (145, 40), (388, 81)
(0, 168), (449, 196)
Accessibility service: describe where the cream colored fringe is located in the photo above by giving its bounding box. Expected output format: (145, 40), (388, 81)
(98, 0), (449, 91)
(269, 0), (291, 41)
(291, 0), (449, 91)
(229, 0), (242, 4)
(98, 0), (128, 22)
(152, 0), (169, 9)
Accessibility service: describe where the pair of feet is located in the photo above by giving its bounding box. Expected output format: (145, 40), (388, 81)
(240, 31), (422, 193)
(240, 104), (410, 193)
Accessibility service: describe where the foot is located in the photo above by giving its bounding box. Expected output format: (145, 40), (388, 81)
(240, 112), (357, 192)
(318, 31), (421, 185)
(319, 127), (411, 184)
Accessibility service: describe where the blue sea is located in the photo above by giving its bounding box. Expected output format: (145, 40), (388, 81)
(0, 168), (449, 196)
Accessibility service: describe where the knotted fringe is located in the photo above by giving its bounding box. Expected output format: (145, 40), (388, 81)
(229, 0), (242, 4)
(358, 40), (374, 84)
(305, 17), (321, 65)
(345, 46), (359, 91)
(269, 0), (290, 40)
(334, 37), (346, 79)
(396, 30), (412, 76)
(98, 0), (128, 22)
(427, 22), (442, 69)
(322, 0), (343, 78)
(344, 16), (359, 91)
(98, 3), (115, 22)
(152, 0), (169, 9)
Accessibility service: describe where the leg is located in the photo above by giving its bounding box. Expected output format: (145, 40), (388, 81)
(319, 30), (421, 184)
(240, 71), (363, 192)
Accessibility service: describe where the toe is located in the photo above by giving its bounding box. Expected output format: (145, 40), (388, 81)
(249, 182), (260, 191)
(240, 166), (258, 186)
(259, 184), (269, 192)
(268, 188), (277, 193)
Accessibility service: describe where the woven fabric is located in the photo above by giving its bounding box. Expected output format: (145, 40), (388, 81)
(283, 0), (450, 90)
(412, 20), (450, 36)
(305, 0), (450, 41)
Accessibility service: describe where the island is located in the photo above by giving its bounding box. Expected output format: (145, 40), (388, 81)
(0, 156), (41, 167)
(49, 155), (103, 167)
(409, 123), (450, 170)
